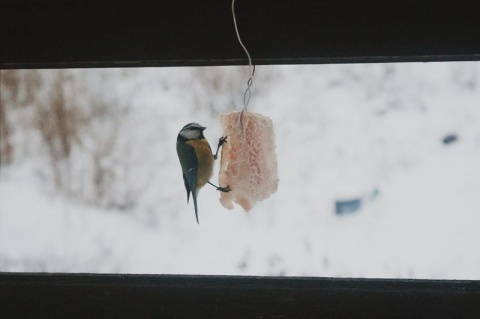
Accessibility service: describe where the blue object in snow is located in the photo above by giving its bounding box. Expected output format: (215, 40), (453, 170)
(442, 134), (458, 145)
(335, 198), (362, 215)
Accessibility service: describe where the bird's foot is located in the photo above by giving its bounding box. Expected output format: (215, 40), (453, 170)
(213, 136), (228, 160)
(218, 136), (228, 147)
(216, 185), (231, 193)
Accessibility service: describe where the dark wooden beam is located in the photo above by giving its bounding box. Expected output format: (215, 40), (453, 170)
(1, 0), (480, 69)
(1, 273), (480, 319)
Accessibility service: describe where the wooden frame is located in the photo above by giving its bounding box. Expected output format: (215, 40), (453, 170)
(1, 0), (480, 318)
(1, 273), (480, 318)
(1, 0), (480, 68)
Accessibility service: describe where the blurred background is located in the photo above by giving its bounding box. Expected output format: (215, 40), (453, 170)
(1, 63), (479, 278)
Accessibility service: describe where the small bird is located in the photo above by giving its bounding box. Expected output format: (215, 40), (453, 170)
(176, 123), (230, 223)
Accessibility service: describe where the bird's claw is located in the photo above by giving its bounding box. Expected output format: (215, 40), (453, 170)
(219, 136), (228, 146)
(217, 185), (231, 193)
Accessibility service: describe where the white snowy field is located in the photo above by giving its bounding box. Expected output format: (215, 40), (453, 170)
(1, 63), (480, 279)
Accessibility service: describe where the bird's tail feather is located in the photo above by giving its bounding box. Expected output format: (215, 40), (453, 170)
(193, 191), (199, 224)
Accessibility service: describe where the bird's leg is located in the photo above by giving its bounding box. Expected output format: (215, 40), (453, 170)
(208, 181), (231, 192)
(210, 136), (230, 192)
(213, 136), (228, 160)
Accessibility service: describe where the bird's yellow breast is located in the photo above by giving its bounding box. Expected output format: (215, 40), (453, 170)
(187, 139), (214, 190)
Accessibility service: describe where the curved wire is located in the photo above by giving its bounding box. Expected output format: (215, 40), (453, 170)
(232, 0), (255, 129)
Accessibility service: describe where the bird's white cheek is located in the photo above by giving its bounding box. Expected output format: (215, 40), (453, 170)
(180, 130), (199, 140)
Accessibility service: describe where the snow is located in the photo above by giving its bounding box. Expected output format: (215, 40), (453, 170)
(1, 63), (480, 279)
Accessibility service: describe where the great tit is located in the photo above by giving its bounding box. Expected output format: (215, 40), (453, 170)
(176, 123), (230, 223)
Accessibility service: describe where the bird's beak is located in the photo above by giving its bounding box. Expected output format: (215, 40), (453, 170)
(201, 127), (207, 131)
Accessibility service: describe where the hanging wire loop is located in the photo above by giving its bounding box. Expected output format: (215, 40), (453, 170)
(232, 0), (255, 129)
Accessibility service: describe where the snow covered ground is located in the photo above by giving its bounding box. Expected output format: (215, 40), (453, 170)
(1, 63), (480, 279)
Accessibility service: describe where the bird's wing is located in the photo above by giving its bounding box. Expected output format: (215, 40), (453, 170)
(182, 173), (191, 203)
(177, 141), (198, 198)
(177, 141), (200, 223)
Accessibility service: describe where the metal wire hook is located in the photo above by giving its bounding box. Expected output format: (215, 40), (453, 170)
(232, 0), (255, 129)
